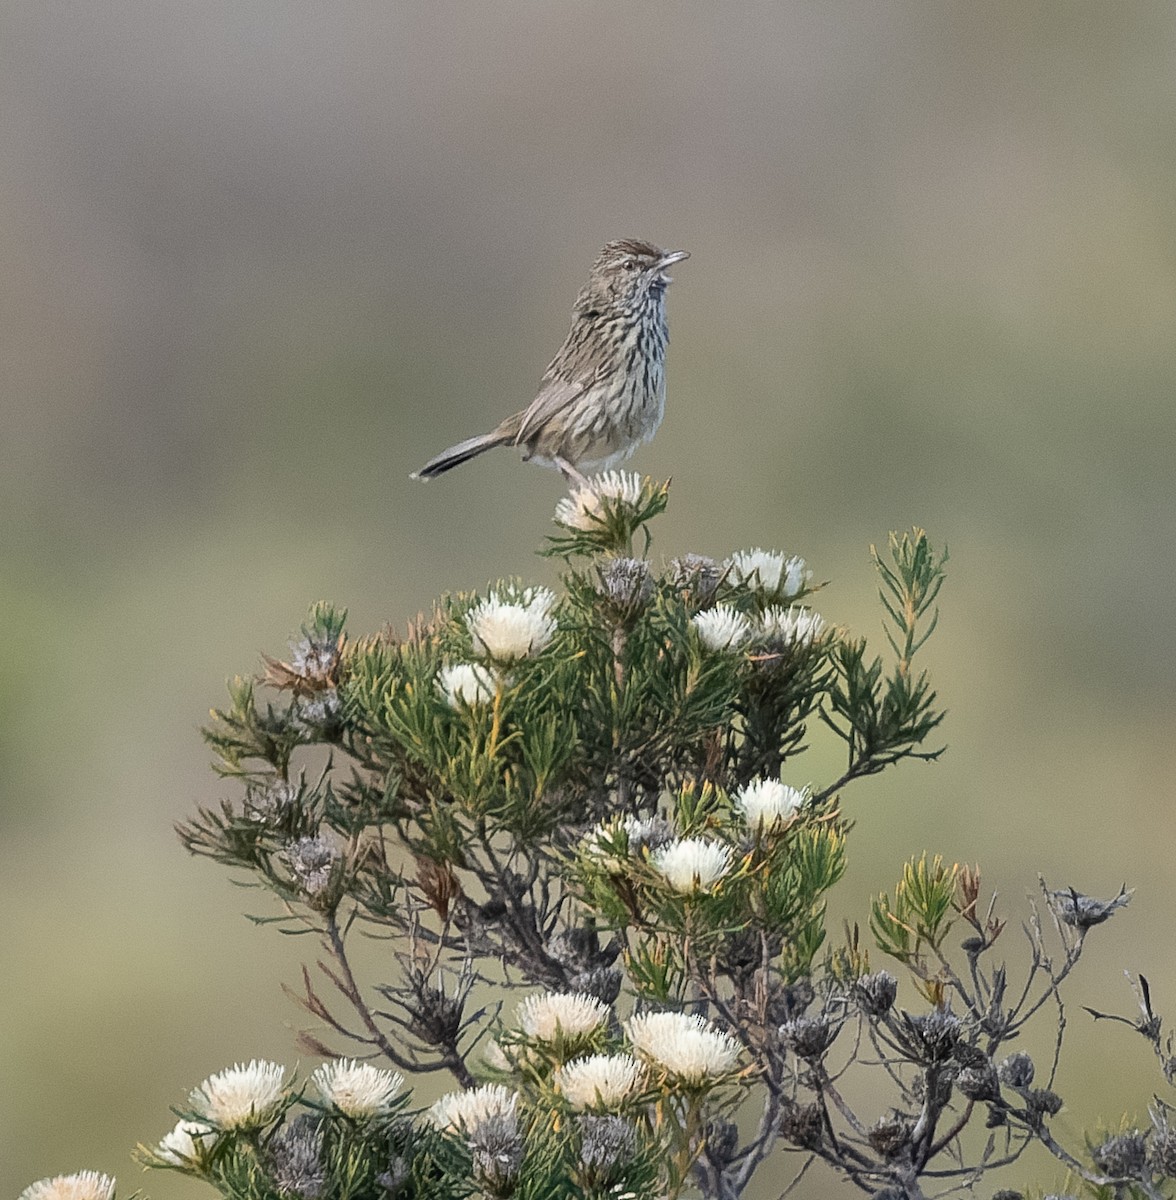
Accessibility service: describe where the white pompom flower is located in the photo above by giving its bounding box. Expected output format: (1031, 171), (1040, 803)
(691, 605), (751, 653)
(19, 1174), (116, 1200)
(516, 991), (611, 1041)
(483, 1038), (515, 1071)
(437, 662), (496, 708)
(467, 589), (557, 662)
(155, 1119), (217, 1166)
(554, 471), (644, 530)
(760, 605), (826, 647)
(734, 778), (809, 832)
(626, 1011), (742, 1084)
(429, 1083), (518, 1133)
(554, 1053), (647, 1111)
(651, 837), (733, 893)
(311, 1058), (405, 1118)
(189, 1060), (288, 1130)
(584, 814), (669, 870)
(727, 549), (812, 600)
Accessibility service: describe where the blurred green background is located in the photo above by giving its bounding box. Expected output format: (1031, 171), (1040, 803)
(3, 3), (1175, 1197)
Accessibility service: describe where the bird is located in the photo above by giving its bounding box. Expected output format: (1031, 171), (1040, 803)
(411, 239), (689, 487)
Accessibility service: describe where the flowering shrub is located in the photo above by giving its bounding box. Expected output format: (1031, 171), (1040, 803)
(22, 475), (1165, 1200)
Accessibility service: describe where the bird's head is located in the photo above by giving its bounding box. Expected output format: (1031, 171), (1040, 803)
(581, 239), (690, 311)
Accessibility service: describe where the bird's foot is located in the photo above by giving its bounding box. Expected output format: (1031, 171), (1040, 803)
(554, 457), (590, 491)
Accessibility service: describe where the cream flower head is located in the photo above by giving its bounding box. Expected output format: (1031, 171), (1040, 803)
(760, 605), (826, 647)
(554, 1053), (647, 1111)
(467, 589), (557, 661)
(155, 1119), (217, 1166)
(651, 837), (732, 893)
(189, 1059), (288, 1130)
(734, 778), (808, 832)
(727, 549), (811, 600)
(585, 814), (670, 869)
(554, 471), (644, 530)
(19, 1174), (116, 1200)
(429, 1083), (518, 1133)
(626, 1011), (741, 1083)
(691, 605), (751, 653)
(311, 1058), (405, 1118)
(437, 662), (496, 708)
(483, 1038), (515, 1071)
(516, 991), (611, 1041)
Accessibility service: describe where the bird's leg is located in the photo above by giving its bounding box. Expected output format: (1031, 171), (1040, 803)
(554, 456), (590, 491)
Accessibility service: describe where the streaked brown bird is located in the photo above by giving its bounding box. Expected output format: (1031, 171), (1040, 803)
(412, 239), (688, 486)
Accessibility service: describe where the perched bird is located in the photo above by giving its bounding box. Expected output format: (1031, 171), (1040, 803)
(412, 239), (688, 486)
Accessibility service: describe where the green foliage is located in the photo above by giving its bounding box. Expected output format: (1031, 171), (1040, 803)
(871, 853), (960, 972)
(822, 528), (947, 786)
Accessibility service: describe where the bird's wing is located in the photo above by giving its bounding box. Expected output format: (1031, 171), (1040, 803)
(511, 369), (595, 446)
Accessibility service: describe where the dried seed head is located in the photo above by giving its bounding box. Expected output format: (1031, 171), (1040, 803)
(1046, 885), (1131, 929)
(267, 1116), (325, 1199)
(408, 981), (465, 1046)
(667, 554), (722, 606)
(867, 1114), (914, 1160)
(1149, 1107), (1176, 1176)
(595, 556), (653, 616)
(244, 780), (299, 824)
(468, 1111), (526, 1196)
(779, 1014), (840, 1061)
(998, 1052), (1035, 1090)
(578, 1114), (639, 1180)
(953, 1040), (992, 1068)
(955, 1062), (1001, 1102)
(293, 690), (342, 735)
(283, 835), (341, 902)
(855, 971), (898, 1016)
(780, 1100), (824, 1150)
(1026, 1088), (1063, 1120)
(547, 926), (623, 1003)
(903, 1009), (960, 1063)
(570, 966), (623, 1005)
(289, 635), (341, 682)
(1092, 1131), (1148, 1179)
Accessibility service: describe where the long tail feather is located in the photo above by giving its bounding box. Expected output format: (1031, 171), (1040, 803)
(411, 431), (510, 480)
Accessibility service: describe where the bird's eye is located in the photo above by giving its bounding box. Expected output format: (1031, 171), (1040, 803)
(623, 257), (636, 270)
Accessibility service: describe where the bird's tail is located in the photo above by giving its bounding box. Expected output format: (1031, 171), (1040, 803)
(411, 431), (510, 480)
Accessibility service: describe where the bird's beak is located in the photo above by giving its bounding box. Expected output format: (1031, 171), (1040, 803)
(655, 249), (689, 285)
